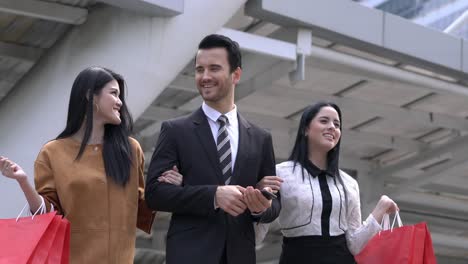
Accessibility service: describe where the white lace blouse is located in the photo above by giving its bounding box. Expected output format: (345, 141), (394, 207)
(275, 161), (381, 255)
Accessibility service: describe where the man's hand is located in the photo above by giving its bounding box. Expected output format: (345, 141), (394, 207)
(256, 176), (282, 193)
(243, 186), (272, 214)
(215, 185), (247, 217)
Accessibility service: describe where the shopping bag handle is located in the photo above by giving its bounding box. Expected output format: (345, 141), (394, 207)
(380, 211), (403, 233)
(16, 196), (46, 222)
(381, 214), (390, 231)
(391, 211), (403, 230)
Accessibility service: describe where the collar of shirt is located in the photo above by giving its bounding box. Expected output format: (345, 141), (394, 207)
(202, 102), (238, 127)
(304, 159), (335, 178)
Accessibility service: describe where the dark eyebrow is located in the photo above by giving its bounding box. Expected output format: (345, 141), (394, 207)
(319, 116), (340, 123)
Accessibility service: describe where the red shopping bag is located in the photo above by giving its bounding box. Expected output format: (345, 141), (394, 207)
(0, 211), (56, 263)
(28, 215), (62, 264)
(28, 215), (70, 264)
(422, 223), (436, 264)
(0, 211), (70, 264)
(355, 221), (437, 264)
(45, 217), (70, 264)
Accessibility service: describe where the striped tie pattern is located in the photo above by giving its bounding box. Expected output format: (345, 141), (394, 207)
(217, 115), (232, 184)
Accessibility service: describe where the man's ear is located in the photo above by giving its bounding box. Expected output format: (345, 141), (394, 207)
(231, 67), (242, 85)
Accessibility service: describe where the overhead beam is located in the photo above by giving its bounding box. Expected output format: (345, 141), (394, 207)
(370, 133), (468, 178)
(265, 86), (468, 131)
(136, 121), (162, 152)
(139, 105), (189, 122)
(269, 27), (468, 95)
(401, 209), (468, 232)
(166, 74), (198, 93)
(246, 0), (468, 78)
(345, 129), (427, 153)
(431, 233), (468, 252)
(385, 148), (468, 198)
(395, 192), (468, 220)
(142, 103), (430, 153)
(0, 0), (87, 25)
(365, 188), (468, 227)
(242, 111), (426, 152)
(258, 131), (373, 170)
(0, 41), (43, 62)
(306, 45), (468, 96)
(218, 27), (312, 90)
(142, 102), (425, 153)
(420, 183), (468, 197)
(98, 0), (183, 17)
(240, 53), (287, 82)
(235, 60), (295, 101)
(218, 27), (297, 61)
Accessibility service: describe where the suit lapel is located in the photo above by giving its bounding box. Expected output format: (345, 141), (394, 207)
(230, 113), (250, 185)
(192, 108), (224, 184)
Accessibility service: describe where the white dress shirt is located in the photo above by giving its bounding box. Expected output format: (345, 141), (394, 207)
(202, 102), (239, 171)
(275, 161), (381, 255)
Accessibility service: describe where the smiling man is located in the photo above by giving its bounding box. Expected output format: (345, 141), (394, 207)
(145, 34), (281, 264)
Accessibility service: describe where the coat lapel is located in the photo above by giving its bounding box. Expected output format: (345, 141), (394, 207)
(192, 107), (224, 184)
(230, 113), (250, 185)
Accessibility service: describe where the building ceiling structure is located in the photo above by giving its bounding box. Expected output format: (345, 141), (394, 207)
(1, 0), (467, 263)
(135, 4), (468, 263)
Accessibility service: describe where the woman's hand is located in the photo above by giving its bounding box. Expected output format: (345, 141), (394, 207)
(1, 156), (44, 213)
(243, 186), (272, 214)
(0, 156), (28, 182)
(158, 165), (183, 186)
(371, 195), (399, 224)
(256, 176), (283, 193)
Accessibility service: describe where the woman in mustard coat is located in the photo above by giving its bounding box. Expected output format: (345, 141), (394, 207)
(0, 67), (181, 263)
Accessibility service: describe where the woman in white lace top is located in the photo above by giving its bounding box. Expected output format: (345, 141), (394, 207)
(257, 101), (398, 263)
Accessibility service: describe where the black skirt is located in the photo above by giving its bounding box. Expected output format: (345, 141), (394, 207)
(279, 234), (355, 264)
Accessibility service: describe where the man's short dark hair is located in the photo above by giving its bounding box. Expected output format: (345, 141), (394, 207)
(198, 34), (242, 73)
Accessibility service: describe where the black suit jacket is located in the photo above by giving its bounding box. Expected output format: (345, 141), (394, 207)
(145, 107), (281, 264)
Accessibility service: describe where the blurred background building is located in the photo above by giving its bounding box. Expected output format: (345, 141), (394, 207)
(356, 0), (468, 38)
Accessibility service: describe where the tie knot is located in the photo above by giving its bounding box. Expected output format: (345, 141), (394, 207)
(218, 115), (228, 125)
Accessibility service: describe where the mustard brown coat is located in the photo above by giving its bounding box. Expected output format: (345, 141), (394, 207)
(35, 137), (154, 264)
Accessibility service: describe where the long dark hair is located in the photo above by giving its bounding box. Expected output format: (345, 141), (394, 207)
(289, 101), (349, 211)
(57, 66), (134, 186)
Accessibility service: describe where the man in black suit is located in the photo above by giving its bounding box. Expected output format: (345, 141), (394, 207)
(145, 34), (281, 264)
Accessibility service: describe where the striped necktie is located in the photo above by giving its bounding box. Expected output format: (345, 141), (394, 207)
(217, 115), (232, 184)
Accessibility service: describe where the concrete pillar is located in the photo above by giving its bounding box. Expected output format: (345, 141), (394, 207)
(357, 168), (384, 217)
